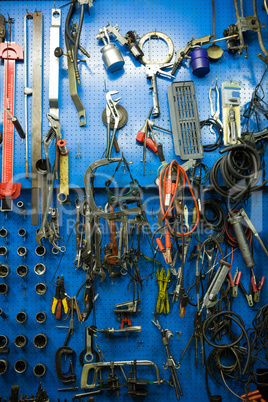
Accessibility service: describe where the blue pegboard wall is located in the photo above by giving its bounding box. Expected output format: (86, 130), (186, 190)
(0, 0), (267, 400)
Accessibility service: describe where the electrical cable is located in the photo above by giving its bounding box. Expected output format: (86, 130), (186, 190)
(210, 142), (266, 203)
(200, 118), (224, 152)
(203, 311), (251, 375)
(158, 160), (199, 237)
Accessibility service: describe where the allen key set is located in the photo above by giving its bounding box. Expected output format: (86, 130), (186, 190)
(0, 0), (268, 401)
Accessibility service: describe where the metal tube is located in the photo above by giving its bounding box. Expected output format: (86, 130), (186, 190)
(33, 363), (46, 377)
(0, 359), (9, 374)
(0, 264), (10, 278)
(14, 359), (27, 373)
(33, 333), (48, 349)
(14, 335), (28, 348)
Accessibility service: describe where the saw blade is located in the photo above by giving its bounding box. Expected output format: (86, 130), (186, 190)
(102, 104), (128, 129)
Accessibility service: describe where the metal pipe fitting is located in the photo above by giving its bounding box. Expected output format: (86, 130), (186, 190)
(14, 359), (27, 373)
(0, 264), (10, 278)
(0, 228), (8, 238)
(57, 139), (69, 155)
(35, 245), (46, 257)
(16, 312), (28, 324)
(0, 335), (8, 349)
(33, 333), (48, 349)
(0, 309), (8, 319)
(0, 284), (9, 295)
(0, 359), (9, 375)
(0, 246), (8, 256)
(17, 201), (26, 212)
(35, 312), (47, 324)
(33, 363), (46, 377)
(18, 228), (27, 237)
(17, 246), (27, 257)
(16, 265), (28, 277)
(35, 283), (47, 295)
(34, 263), (46, 275)
(14, 335), (28, 348)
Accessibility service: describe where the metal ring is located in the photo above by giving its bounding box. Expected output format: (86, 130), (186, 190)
(57, 192), (68, 203)
(52, 247), (59, 255)
(138, 31), (174, 65)
(14, 359), (27, 373)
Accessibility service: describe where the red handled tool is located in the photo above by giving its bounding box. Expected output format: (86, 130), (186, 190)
(0, 42), (24, 211)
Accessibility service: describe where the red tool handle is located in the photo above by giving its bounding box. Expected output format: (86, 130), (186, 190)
(258, 276), (265, 291)
(251, 275), (258, 292)
(136, 131), (158, 153)
(156, 238), (165, 251)
(56, 300), (62, 321)
(228, 272), (235, 287)
(235, 271), (242, 286)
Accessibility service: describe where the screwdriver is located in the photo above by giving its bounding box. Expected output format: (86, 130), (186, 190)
(4, 108), (25, 139)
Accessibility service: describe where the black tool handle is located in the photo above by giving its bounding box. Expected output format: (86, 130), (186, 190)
(12, 116), (26, 139)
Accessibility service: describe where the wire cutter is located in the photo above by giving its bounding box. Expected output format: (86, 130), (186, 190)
(180, 312), (204, 368)
(51, 276), (69, 320)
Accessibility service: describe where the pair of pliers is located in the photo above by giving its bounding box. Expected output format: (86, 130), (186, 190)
(156, 267), (170, 314)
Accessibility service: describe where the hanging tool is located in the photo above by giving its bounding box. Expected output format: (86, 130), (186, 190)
(239, 281), (253, 307)
(64, 0), (92, 85)
(207, 0), (224, 60)
(0, 32), (23, 211)
(24, 11), (33, 179)
(57, 139), (69, 204)
(0, 15), (6, 42)
(180, 312), (204, 368)
(49, 8), (61, 117)
(31, 10), (43, 225)
(200, 260), (231, 312)
(79, 326), (99, 366)
(51, 276), (69, 320)
(228, 105), (237, 143)
(3, 108), (25, 139)
(138, 31), (175, 117)
(156, 267), (170, 314)
(105, 90), (121, 158)
(209, 80), (223, 130)
(96, 24), (125, 72)
(228, 209), (268, 269)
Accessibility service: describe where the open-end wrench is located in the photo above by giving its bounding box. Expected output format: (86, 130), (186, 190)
(74, 198), (83, 268)
(46, 113), (62, 178)
(35, 167), (56, 246)
(92, 217), (106, 282)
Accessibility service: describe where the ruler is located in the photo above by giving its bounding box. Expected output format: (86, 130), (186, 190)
(0, 42), (23, 211)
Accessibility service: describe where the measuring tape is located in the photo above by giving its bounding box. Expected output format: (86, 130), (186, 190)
(0, 43), (23, 211)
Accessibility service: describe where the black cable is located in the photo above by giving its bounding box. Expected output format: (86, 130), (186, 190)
(210, 142), (267, 203)
(203, 311), (251, 375)
(200, 118), (224, 152)
(73, 3), (84, 78)
(199, 199), (225, 241)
